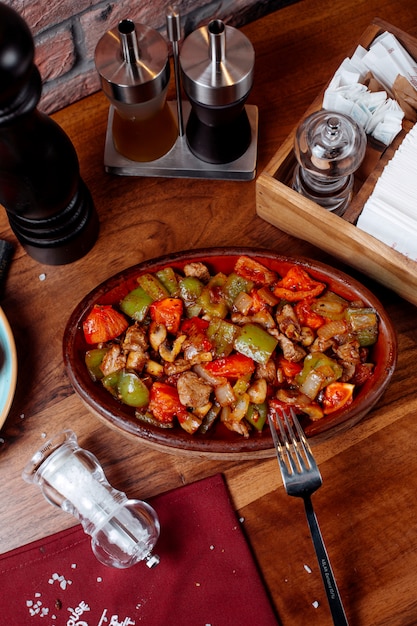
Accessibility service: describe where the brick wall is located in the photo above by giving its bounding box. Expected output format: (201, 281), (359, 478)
(1, 0), (297, 114)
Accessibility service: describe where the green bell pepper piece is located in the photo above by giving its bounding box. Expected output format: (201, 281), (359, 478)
(179, 276), (204, 317)
(207, 318), (239, 357)
(179, 276), (204, 303)
(346, 307), (378, 346)
(222, 272), (254, 308)
(197, 273), (228, 319)
(120, 286), (153, 321)
(137, 273), (169, 301)
(102, 370), (121, 397)
(117, 370), (150, 407)
(199, 403), (221, 434)
(233, 323), (278, 364)
(85, 348), (108, 381)
(311, 291), (349, 320)
(156, 267), (180, 296)
(295, 352), (343, 398)
(245, 402), (267, 431)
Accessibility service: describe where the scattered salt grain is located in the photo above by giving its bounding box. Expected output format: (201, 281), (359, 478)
(71, 563), (77, 569)
(97, 577), (102, 583)
(312, 600), (320, 609)
(39, 273), (46, 281)
(27, 599), (43, 616)
(48, 573), (72, 590)
(195, 582), (201, 587)
(239, 517), (245, 523)
(304, 564), (312, 574)
(210, 545), (215, 550)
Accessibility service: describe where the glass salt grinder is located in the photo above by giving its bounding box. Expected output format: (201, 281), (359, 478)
(180, 19), (255, 164)
(292, 110), (367, 216)
(94, 19), (178, 163)
(22, 430), (160, 569)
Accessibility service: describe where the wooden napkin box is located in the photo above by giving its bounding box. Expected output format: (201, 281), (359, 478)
(256, 19), (417, 307)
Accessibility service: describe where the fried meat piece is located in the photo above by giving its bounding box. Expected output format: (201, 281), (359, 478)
(177, 371), (213, 409)
(183, 262), (211, 283)
(100, 344), (126, 376)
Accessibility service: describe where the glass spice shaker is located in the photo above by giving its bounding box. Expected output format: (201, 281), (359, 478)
(22, 430), (160, 569)
(292, 110), (367, 216)
(95, 19), (178, 162)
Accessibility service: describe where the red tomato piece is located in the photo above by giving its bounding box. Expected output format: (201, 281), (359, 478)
(83, 304), (129, 345)
(203, 353), (255, 378)
(150, 298), (183, 334)
(294, 298), (326, 329)
(248, 287), (269, 313)
(277, 355), (303, 379)
(273, 267), (326, 302)
(322, 382), (354, 414)
(181, 317), (213, 352)
(267, 398), (293, 425)
(148, 381), (189, 424)
(234, 255), (277, 286)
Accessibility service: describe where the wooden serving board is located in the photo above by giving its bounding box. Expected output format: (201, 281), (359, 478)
(256, 19), (417, 307)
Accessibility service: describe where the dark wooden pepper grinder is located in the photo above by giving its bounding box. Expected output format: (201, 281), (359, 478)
(0, 3), (99, 265)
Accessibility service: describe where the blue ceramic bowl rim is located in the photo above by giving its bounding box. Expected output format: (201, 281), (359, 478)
(0, 307), (17, 430)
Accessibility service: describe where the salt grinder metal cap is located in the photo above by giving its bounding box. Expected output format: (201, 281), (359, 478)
(95, 19), (170, 105)
(180, 19), (254, 107)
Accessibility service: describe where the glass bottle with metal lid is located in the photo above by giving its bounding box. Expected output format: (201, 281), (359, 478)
(95, 19), (177, 162)
(180, 19), (255, 164)
(292, 110), (367, 216)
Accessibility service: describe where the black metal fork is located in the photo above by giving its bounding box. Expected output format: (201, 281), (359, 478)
(268, 407), (349, 626)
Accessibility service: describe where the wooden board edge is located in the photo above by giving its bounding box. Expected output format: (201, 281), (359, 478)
(256, 171), (417, 306)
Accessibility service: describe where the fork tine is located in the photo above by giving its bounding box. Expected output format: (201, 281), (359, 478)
(268, 411), (293, 478)
(287, 407), (317, 472)
(282, 409), (309, 474)
(269, 407), (310, 474)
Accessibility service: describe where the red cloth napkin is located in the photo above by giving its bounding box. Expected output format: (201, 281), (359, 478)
(0, 473), (278, 625)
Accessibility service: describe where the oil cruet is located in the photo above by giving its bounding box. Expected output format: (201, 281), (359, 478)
(292, 110), (367, 216)
(180, 19), (255, 164)
(95, 19), (178, 162)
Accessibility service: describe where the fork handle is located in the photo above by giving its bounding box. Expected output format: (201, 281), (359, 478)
(303, 496), (349, 626)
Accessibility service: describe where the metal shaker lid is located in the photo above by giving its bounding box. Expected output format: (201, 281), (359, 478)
(180, 20), (254, 107)
(94, 19), (170, 104)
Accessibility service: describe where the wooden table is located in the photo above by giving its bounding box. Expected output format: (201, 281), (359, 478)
(2, 0), (417, 623)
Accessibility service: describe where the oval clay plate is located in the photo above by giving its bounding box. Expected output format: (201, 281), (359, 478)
(63, 248), (397, 459)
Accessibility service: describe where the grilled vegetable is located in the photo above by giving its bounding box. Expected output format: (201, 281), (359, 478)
(82, 256), (379, 436)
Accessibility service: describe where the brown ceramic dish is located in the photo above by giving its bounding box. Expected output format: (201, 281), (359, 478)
(63, 247), (397, 459)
